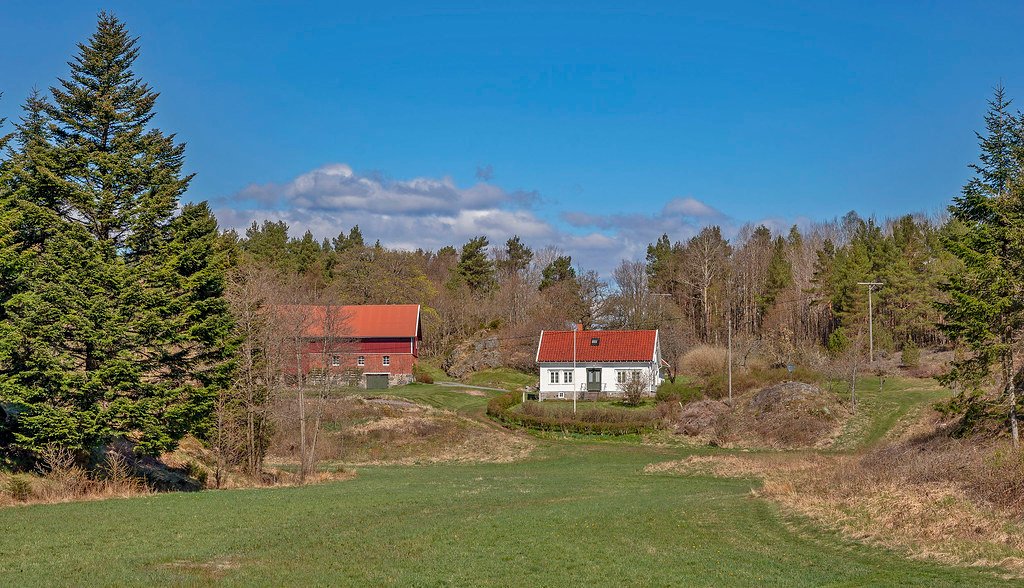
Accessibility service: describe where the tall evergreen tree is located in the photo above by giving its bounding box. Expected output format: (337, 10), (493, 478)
(0, 14), (235, 457)
(938, 87), (1024, 445)
(759, 236), (792, 315)
(645, 233), (674, 293)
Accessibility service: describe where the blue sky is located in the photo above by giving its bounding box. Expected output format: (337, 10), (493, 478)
(2, 1), (1023, 269)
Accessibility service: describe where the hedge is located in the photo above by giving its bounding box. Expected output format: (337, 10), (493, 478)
(487, 392), (658, 436)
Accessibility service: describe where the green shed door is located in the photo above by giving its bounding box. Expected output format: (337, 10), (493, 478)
(366, 374), (389, 390)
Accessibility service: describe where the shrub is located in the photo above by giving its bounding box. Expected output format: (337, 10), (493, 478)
(184, 460), (208, 486)
(488, 393), (657, 435)
(413, 365), (434, 384)
(619, 374), (650, 407)
(656, 379), (702, 404)
(7, 475), (32, 501)
(900, 341), (921, 368)
(826, 328), (849, 356)
(680, 345), (728, 379)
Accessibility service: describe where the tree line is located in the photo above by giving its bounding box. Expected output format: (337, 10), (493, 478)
(1, 15), (1021, 475)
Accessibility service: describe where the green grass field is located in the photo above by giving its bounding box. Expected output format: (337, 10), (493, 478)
(0, 376), (1013, 586)
(461, 367), (537, 391)
(831, 376), (952, 450)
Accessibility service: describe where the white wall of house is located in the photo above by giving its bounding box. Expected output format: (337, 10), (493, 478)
(537, 362), (661, 399)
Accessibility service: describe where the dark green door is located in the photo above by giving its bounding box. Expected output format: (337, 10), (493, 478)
(586, 369), (602, 392)
(366, 374), (389, 390)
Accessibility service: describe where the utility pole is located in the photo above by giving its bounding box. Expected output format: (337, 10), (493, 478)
(857, 282), (883, 363)
(573, 323), (578, 415)
(727, 318), (733, 402)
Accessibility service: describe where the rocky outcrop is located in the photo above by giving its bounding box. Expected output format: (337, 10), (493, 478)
(443, 333), (502, 378)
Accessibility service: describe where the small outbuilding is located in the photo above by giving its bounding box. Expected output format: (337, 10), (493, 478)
(535, 325), (662, 400)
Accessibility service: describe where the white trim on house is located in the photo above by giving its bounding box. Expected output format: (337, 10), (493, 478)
(535, 362), (661, 399)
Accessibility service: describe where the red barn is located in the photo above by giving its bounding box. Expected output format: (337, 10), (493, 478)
(280, 304), (422, 389)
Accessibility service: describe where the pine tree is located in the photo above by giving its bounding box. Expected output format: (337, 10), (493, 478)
(938, 87), (1024, 445)
(0, 14), (235, 457)
(540, 256), (575, 290)
(288, 230), (322, 275)
(497, 235), (532, 277)
(453, 236), (495, 292)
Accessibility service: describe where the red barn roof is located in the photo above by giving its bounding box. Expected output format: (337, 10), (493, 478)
(536, 329), (658, 363)
(277, 304), (421, 339)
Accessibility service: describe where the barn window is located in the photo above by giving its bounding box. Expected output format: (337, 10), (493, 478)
(382, 356), (390, 366)
(590, 337), (600, 346)
(357, 356), (365, 366)
(330, 355), (340, 367)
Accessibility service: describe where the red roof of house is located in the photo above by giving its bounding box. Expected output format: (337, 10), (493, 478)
(277, 304), (421, 339)
(536, 329), (658, 363)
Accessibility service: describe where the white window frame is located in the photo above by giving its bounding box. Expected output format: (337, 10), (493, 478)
(357, 356), (365, 367)
(330, 355), (340, 367)
(617, 369), (642, 384)
(549, 370), (560, 384)
(563, 370), (573, 384)
(382, 355), (390, 366)
(557, 391), (565, 399)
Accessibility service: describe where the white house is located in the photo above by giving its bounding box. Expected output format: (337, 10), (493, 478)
(535, 326), (662, 400)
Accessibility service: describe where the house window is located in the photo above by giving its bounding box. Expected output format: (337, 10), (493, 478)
(563, 370), (573, 384)
(330, 355), (340, 367)
(382, 356), (390, 366)
(550, 370), (560, 384)
(357, 356), (365, 366)
(557, 392), (565, 399)
(590, 337), (600, 346)
(617, 370), (642, 384)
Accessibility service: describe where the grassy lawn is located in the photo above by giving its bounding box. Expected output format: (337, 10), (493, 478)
(2, 376), (1012, 586)
(0, 442), (1012, 586)
(462, 367), (537, 391)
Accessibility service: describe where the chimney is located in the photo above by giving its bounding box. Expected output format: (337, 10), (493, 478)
(577, 323), (584, 332)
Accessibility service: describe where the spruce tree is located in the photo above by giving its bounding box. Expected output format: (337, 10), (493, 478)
(0, 14), (234, 457)
(938, 87), (1024, 445)
(759, 236), (792, 315)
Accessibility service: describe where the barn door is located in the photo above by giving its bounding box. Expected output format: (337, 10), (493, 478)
(366, 374), (389, 390)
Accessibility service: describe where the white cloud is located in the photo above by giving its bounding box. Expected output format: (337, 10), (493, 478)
(214, 163), (797, 274)
(216, 163), (556, 255)
(662, 197), (722, 219)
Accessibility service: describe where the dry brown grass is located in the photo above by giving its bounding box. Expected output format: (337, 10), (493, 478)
(268, 395), (533, 466)
(646, 429), (1024, 575)
(0, 447), (150, 508)
(680, 345), (728, 379)
(672, 382), (849, 449)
